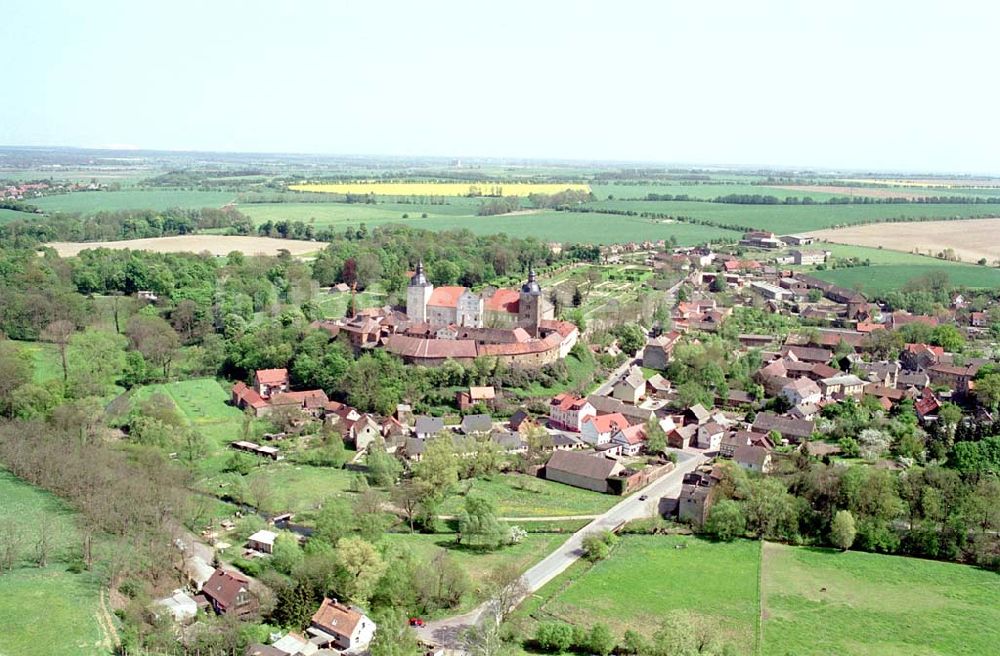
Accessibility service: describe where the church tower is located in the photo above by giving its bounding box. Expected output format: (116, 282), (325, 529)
(406, 261), (433, 322)
(518, 267), (543, 337)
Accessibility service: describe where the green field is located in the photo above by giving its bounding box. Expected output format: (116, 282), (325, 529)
(30, 190), (237, 214)
(0, 207), (32, 221)
(0, 470), (110, 656)
(538, 535), (761, 651)
(240, 198), (484, 225)
(814, 263), (1000, 294)
(205, 463), (358, 516)
(590, 183), (844, 202)
(522, 534), (1000, 656)
(15, 340), (64, 384)
(586, 200), (1000, 234)
(439, 474), (620, 518)
(761, 542), (1000, 656)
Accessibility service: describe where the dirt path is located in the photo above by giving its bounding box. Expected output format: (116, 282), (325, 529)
(95, 587), (120, 653)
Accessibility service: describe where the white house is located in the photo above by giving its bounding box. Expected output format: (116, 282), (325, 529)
(611, 424), (647, 456)
(549, 393), (597, 432)
(696, 421), (726, 451)
(308, 598), (377, 652)
(580, 412), (629, 446)
(781, 377), (822, 406)
(247, 530), (277, 554)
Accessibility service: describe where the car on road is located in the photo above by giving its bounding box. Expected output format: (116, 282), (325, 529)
(409, 618), (425, 627)
(638, 494), (648, 501)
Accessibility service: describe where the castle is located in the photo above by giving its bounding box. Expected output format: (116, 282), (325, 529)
(406, 262), (554, 336)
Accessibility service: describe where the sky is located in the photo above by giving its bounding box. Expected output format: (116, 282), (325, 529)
(1, 0), (997, 173)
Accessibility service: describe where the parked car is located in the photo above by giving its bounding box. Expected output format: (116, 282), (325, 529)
(409, 618), (425, 627)
(639, 494), (648, 501)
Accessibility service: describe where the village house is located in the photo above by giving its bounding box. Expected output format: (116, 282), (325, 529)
(413, 416), (445, 439)
(915, 387), (942, 422)
(752, 412), (815, 443)
(970, 311), (988, 328)
(456, 386), (497, 411)
(247, 529), (277, 555)
(678, 471), (716, 527)
(643, 331), (680, 370)
(734, 445), (774, 474)
(253, 368), (290, 399)
(781, 377), (822, 406)
(201, 569), (258, 619)
(581, 412), (630, 446)
(856, 360), (900, 387)
(307, 598), (376, 652)
(587, 394), (656, 425)
(544, 449), (624, 494)
(819, 374), (866, 399)
(612, 365), (646, 405)
(790, 249), (827, 265)
(695, 421), (726, 451)
(459, 413), (493, 435)
(549, 393), (597, 432)
(901, 343), (944, 371)
(928, 362), (980, 395)
(612, 424), (647, 456)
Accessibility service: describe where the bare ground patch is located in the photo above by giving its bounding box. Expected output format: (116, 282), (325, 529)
(45, 235), (323, 257)
(807, 218), (1000, 264)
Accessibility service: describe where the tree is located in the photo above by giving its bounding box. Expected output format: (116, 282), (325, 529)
(621, 630), (648, 655)
(930, 324), (965, 353)
(272, 531), (304, 574)
(645, 418), (667, 455)
(975, 373), (1000, 412)
(613, 324), (646, 356)
(677, 381), (712, 410)
(393, 480), (433, 533)
(370, 608), (420, 656)
(0, 341), (31, 418)
(586, 623), (616, 656)
(125, 315), (180, 378)
(337, 536), (387, 606)
(704, 500), (746, 541)
(415, 435), (459, 492)
(581, 531), (617, 561)
(366, 443), (402, 487)
(313, 497), (356, 547)
(457, 494), (507, 549)
(66, 329), (126, 398)
(41, 320), (75, 383)
(535, 622), (574, 652)
(830, 510), (857, 551)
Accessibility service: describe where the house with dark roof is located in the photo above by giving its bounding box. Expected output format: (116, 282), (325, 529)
(734, 445), (774, 474)
(752, 412), (815, 443)
(202, 569), (258, 618)
(460, 413), (493, 435)
(678, 472), (716, 527)
(612, 365), (646, 405)
(667, 424), (697, 449)
(413, 416), (445, 439)
(544, 450), (624, 494)
(696, 421), (726, 451)
(643, 331), (680, 370)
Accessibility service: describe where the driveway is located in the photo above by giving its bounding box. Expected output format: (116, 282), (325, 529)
(417, 448), (707, 646)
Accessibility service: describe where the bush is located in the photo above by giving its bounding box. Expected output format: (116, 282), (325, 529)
(704, 500), (746, 541)
(535, 622), (574, 652)
(581, 530), (619, 561)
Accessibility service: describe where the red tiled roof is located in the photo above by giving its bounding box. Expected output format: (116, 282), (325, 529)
(905, 343), (944, 356)
(255, 368), (288, 385)
(428, 286), (468, 308)
(232, 382), (268, 409)
(583, 412), (629, 434)
(616, 424), (647, 445)
(270, 389), (329, 409)
(484, 288), (520, 313)
(311, 598), (363, 640)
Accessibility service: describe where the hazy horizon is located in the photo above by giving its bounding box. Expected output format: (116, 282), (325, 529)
(4, 1), (999, 174)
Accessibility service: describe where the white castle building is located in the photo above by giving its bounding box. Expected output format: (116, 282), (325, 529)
(406, 262), (553, 336)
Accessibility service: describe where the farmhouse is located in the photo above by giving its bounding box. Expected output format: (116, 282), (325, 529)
(612, 365), (646, 404)
(456, 385), (497, 410)
(678, 471), (716, 527)
(246, 530), (277, 555)
(734, 445), (774, 474)
(581, 412), (629, 446)
(790, 249), (827, 265)
(752, 412), (815, 443)
(781, 377), (822, 406)
(644, 330), (680, 370)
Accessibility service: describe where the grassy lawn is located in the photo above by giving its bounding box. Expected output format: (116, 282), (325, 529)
(537, 535), (761, 652)
(0, 470), (110, 655)
(14, 340), (64, 384)
(760, 542), (1000, 656)
(383, 531), (568, 614)
(239, 463), (357, 515)
(439, 474), (621, 518)
(0, 567), (109, 656)
(30, 190), (237, 214)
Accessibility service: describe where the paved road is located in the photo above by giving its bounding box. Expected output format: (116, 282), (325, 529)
(417, 449), (707, 646)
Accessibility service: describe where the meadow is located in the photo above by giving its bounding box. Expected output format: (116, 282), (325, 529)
(438, 474), (620, 518)
(0, 470), (111, 656)
(813, 263), (1000, 294)
(585, 199), (1000, 234)
(30, 190), (237, 213)
(535, 535), (761, 652)
(808, 218), (1000, 265)
(590, 183), (844, 201)
(288, 182), (591, 197)
(760, 542), (1000, 656)
(47, 235), (323, 257)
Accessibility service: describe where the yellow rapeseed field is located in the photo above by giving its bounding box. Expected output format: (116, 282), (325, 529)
(288, 182), (591, 197)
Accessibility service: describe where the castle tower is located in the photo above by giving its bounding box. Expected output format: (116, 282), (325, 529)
(406, 261), (433, 322)
(518, 267), (543, 337)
